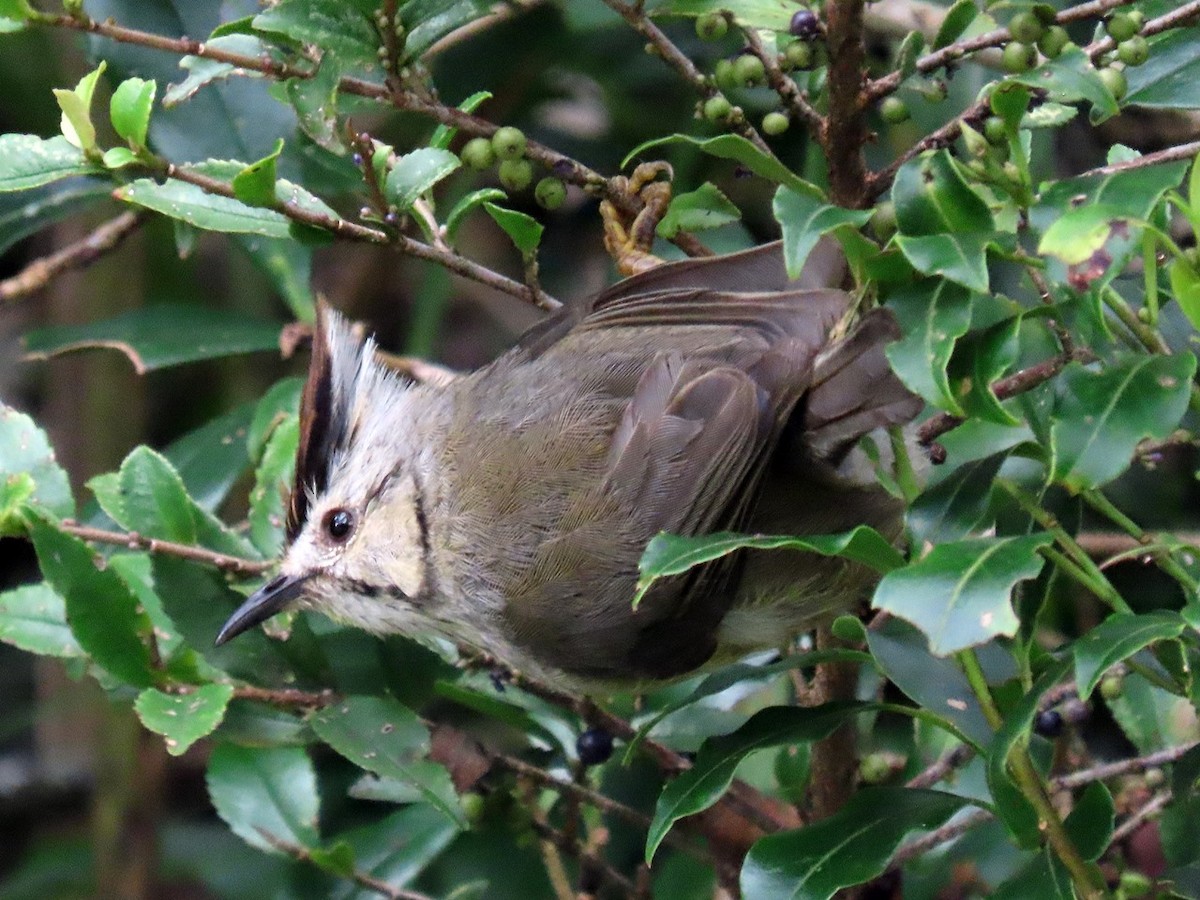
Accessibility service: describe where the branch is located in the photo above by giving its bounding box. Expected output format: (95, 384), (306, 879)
(741, 28), (823, 133)
(1083, 140), (1200, 179)
(0, 211), (144, 303)
(258, 830), (435, 900)
(1082, 0), (1200, 63)
(823, 0), (871, 208)
(1111, 790), (1172, 845)
(58, 521), (272, 575)
(1052, 742), (1198, 792)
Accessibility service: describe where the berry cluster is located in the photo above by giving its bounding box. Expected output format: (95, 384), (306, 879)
(461, 127), (567, 210)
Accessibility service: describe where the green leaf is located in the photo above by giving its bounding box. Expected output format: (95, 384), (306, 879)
(1051, 354), (1197, 490)
(117, 176), (292, 236)
(249, 415), (298, 556)
(54, 62), (106, 152)
(28, 514), (155, 687)
(446, 188), (506, 242)
(310, 696), (466, 828)
(284, 60), (342, 152)
(645, 702), (863, 863)
(430, 90), (493, 150)
(102, 147), (140, 170)
(635, 526), (904, 608)
(207, 743), (319, 852)
(866, 617), (992, 747)
(482, 202), (543, 255)
(1065, 782), (1113, 861)
(873, 534), (1051, 656)
(384, 147), (461, 212)
(622, 133), (815, 195)
(0, 404), (74, 532)
(993, 850), (1074, 900)
(253, 0), (381, 74)
(164, 35), (271, 107)
(1073, 611), (1185, 700)
(1125, 28), (1200, 109)
(110, 77), (156, 149)
(907, 451), (1009, 545)
(1011, 47), (1119, 122)
(773, 187), (871, 279)
(741, 788), (971, 900)
(165, 400), (259, 513)
(0, 0), (34, 24)
(642, 0), (794, 30)
(1037, 203), (1131, 266)
(895, 232), (992, 293)
(335, 805), (460, 895)
(894, 31), (925, 80)
(658, 182), (741, 239)
(24, 304), (282, 373)
(0, 583), (84, 658)
(933, 0), (977, 49)
(234, 235), (316, 323)
(401, 0), (494, 60)
(0, 134), (96, 191)
(233, 139), (284, 208)
(248, 377), (305, 464)
(0, 175), (111, 254)
(135, 684), (235, 756)
(958, 317), (1022, 425)
(884, 279), (972, 414)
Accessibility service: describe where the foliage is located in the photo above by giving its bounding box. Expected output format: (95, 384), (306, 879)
(2, 0), (1200, 898)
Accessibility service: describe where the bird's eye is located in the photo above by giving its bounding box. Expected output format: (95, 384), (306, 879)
(323, 508), (355, 542)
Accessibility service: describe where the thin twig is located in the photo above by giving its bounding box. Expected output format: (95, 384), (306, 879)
(741, 28), (823, 132)
(1111, 791), (1172, 844)
(1083, 0), (1200, 64)
(906, 745), (976, 789)
(888, 807), (994, 868)
(258, 830), (434, 900)
(1052, 742), (1198, 792)
(0, 211), (144, 303)
(58, 520), (272, 575)
(1084, 140), (1200, 179)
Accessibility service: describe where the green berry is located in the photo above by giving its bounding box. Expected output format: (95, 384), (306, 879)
(858, 753), (893, 785)
(695, 12), (727, 41)
(733, 53), (766, 88)
(1098, 65), (1127, 101)
(1118, 34), (1149, 67)
(1002, 41), (1037, 73)
(784, 39), (815, 70)
(1037, 25), (1071, 59)
(1105, 12), (1139, 43)
(762, 111), (790, 135)
(491, 126), (527, 161)
(830, 614), (867, 643)
(880, 96), (910, 123)
(1127, 10), (1146, 30)
(919, 78), (948, 103)
(498, 157), (533, 192)
(1118, 870), (1153, 898)
(1100, 674), (1124, 700)
(714, 58), (738, 91)
(1009, 11), (1044, 44)
(461, 136), (495, 170)
(983, 116), (1007, 145)
(534, 176), (566, 210)
(703, 94), (732, 122)
(869, 201), (897, 241)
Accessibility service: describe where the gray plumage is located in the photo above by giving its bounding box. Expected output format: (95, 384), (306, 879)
(218, 239), (922, 690)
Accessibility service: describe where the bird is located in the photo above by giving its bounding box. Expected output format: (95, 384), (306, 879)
(216, 238), (922, 691)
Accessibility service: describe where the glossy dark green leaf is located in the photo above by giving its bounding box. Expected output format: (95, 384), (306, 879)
(741, 788), (971, 900)
(249, 415), (298, 556)
(207, 743), (319, 852)
(622, 133), (814, 195)
(884, 279), (972, 413)
(433, 680), (564, 751)
(429, 91), (492, 151)
(445, 188), (506, 241)
(1037, 203), (1131, 266)
(933, 0), (977, 49)
(402, 1), (494, 63)
(253, 0), (380, 73)
(0, 583), (84, 658)
(907, 451), (1009, 544)
(642, 0), (792, 30)
(0, 175), (112, 255)
(873, 534), (1050, 655)
(636, 526), (904, 608)
(896, 232), (992, 294)
(659, 182), (740, 238)
(28, 514), (155, 687)
(993, 850), (1073, 900)
(1125, 27), (1200, 109)
(234, 234), (316, 322)
(1064, 782), (1113, 861)
(866, 617), (992, 747)
(482, 202), (543, 255)
(957, 317), (1021, 425)
(0, 134), (98, 191)
(116, 176), (293, 236)
(283, 59), (342, 152)
(384, 147), (460, 212)
(331, 805), (462, 899)
(310, 695), (466, 827)
(645, 702), (864, 863)
(247, 378), (305, 464)
(773, 186), (871, 279)
(1011, 48), (1118, 121)
(135, 683), (235, 756)
(987, 657), (1071, 846)
(1051, 354), (1196, 491)
(24, 305), (281, 373)
(165, 400), (258, 513)
(0, 404), (73, 533)
(1074, 611), (1185, 700)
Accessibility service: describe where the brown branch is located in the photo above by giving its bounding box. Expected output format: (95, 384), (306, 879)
(1111, 790), (1172, 845)
(231, 684), (338, 709)
(867, 94), (991, 198)
(1083, 0), (1200, 64)
(596, 0), (774, 156)
(0, 211), (144, 303)
(917, 349), (1094, 447)
(905, 745), (975, 790)
(1082, 140), (1200, 179)
(1052, 742), (1198, 792)
(741, 28), (823, 133)
(823, 0), (871, 208)
(258, 830), (434, 900)
(58, 520), (272, 575)
(161, 163), (561, 310)
(527, 817), (637, 896)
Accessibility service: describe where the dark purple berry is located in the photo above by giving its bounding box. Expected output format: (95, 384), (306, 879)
(352, 152), (364, 167)
(1034, 709), (1064, 738)
(790, 8), (819, 39)
(576, 727), (614, 765)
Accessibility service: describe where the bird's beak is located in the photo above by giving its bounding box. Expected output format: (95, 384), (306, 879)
(215, 572), (311, 645)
